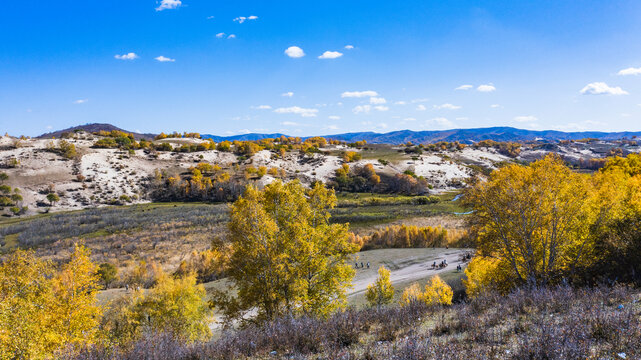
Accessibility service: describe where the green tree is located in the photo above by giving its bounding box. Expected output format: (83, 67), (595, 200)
(0, 172), (7, 183)
(97, 262), (118, 288)
(366, 266), (395, 308)
(214, 180), (357, 323)
(47, 192), (60, 206)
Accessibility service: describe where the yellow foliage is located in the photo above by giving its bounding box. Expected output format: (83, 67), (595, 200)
(400, 283), (423, 306)
(423, 275), (453, 306)
(366, 266), (395, 307)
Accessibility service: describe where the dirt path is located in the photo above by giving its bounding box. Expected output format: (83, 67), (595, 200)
(349, 248), (469, 296)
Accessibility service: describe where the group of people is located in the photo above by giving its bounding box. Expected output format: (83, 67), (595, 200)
(432, 259), (448, 269)
(355, 261), (370, 269)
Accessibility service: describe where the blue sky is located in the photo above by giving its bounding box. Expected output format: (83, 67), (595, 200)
(2, 0), (641, 137)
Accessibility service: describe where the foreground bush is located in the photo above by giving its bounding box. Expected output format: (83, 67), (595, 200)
(64, 285), (640, 359)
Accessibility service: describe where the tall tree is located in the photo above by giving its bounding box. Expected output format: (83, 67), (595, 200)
(366, 266), (395, 308)
(214, 180), (358, 323)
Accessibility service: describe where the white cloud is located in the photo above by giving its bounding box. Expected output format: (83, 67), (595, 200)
(285, 46), (305, 58)
(618, 67), (641, 76)
(427, 117), (455, 129)
(328, 115), (341, 120)
(352, 105), (371, 114)
(274, 106), (318, 117)
(374, 105), (389, 112)
(514, 115), (538, 123)
(281, 91), (294, 97)
(341, 90), (378, 98)
(433, 103), (461, 110)
(233, 16), (258, 23)
(370, 97), (387, 104)
(114, 52), (138, 60)
(376, 123), (389, 129)
(411, 98), (429, 103)
(254, 105), (272, 110)
(156, 0), (181, 11)
(344, 45), (354, 50)
(46, 125), (52, 129)
(403, 117), (416, 122)
(216, 32), (225, 38)
(580, 82), (628, 95)
(325, 125), (339, 130)
(154, 55), (175, 62)
(318, 51), (343, 59)
(455, 84), (473, 91)
(394, 101), (407, 105)
(416, 104), (427, 111)
(477, 84), (496, 92)
(490, 104), (502, 108)
(207, 15), (215, 19)
(73, 99), (88, 104)
(227, 34), (236, 39)
(281, 121), (299, 126)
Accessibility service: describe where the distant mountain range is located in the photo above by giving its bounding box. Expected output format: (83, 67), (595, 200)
(37, 124), (641, 144)
(202, 127), (641, 144)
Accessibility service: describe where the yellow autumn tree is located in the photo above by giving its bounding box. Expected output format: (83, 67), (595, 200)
(422, 275), (453, 306)
(399, 282), (423, 306)
(213, 180), (358, 322)
(366, 266), (395, 308)
(49, 244), (102, 349)
(0, 246), (101, 359)
(462, 256), (502, 299)
(465, 154), (597, 289)
(100, 272), (212, 346)
(0, 250), (55, 359)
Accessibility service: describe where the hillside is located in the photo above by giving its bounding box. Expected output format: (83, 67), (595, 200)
(37, 123), (156, 140)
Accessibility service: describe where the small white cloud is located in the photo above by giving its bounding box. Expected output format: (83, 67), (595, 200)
(285, 46), (305, 58)
(341, 90), (378, 98)
(46, 125), (52, 129)
(514, 115), (538, 123)
(370, 97), (387, 104)
(376, 123), (389, 129)
(490, 104), (501, 108)
(328, 115), (341, 120)
(374, 105), (389, 111)
(155, 55), (175, 62)
(416, 104), (427, 111)
(411, 98), (429, 103)
(427, 117), (455, 129)
(114, 52), (138, 60)
(477, 84), (496, 92)
(403, 117), (416, 122)
(281, 121), (299, 126)
(254, 105), (272, 110)
(352, 105), (371, 114)
(580, 82), (628, 95)
(228, 34), (236, 39)
(282, 91), (294, 97)
(207, 15), (215, 19)
(215, 32), (225, 38)
(394, 101), (407, 105)
(73, 99), (88, 104)
(325, 125), (339, 130)
(274, 106), (318, 117)
(156, 0), (181, 11)
(455, 85), (473, 91)
(433, 103), (461, 110)
(345, 45), (354, 50)
(318, 51), (343, 59)
(234, 16), (258, 23)
(618, 67), (641, 76)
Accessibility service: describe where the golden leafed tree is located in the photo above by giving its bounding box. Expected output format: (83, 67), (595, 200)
(214, 180), (358, 322)
(422, 275), (453, 306)
(465, 154), (604, 290)
(366, 266), (395, 308)
(0, 245), (101, 359)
